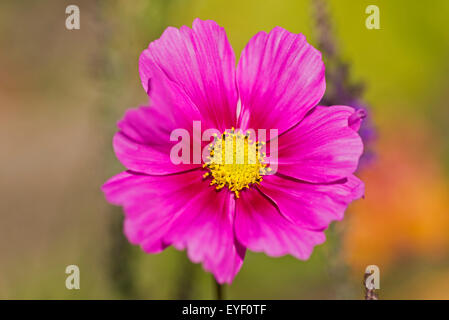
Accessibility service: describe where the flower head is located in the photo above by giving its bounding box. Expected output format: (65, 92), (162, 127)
(102, 19), (364, 284)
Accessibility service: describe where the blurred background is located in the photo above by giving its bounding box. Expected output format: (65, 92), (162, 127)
(1, 0), (448, 299)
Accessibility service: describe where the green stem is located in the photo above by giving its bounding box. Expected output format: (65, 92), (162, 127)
(214, 277), (225, 300)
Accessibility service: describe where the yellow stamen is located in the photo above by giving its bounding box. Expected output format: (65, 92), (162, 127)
(203, 129), (269, 198)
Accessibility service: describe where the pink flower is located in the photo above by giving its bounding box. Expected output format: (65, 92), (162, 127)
(102, 19), (364, 284)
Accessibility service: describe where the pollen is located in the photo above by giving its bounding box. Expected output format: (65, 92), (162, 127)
(203, 128), (270, 198)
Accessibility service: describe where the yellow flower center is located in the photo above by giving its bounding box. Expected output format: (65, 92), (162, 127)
(203, 128), (270, 198)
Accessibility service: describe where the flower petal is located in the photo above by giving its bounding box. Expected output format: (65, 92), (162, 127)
(237, 27), (325, 135)
(235, 188), (325, 260)
(258, 174), (364, 230)
(269, 105), (363, 183)
(113, 68), (204, 175)
(102, 170), (245, 284)
(102, 170), (202, 252)
(139, 18), (238, 131)
(163, 188), (245, 284)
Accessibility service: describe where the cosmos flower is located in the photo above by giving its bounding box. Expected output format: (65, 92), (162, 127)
(102, 19), (364, 284)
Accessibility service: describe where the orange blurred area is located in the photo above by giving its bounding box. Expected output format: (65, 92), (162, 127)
(343, 122), (449, 273)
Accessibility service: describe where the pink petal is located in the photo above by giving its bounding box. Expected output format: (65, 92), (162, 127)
(235, 188), (325, 260)
(348, 108), (367, 131)
(163, 188), (245, 284)
(270, 105), (363, 183)
(113, 68), (204, 175)
(139, 18), (238, 132)
(237, 27), (325, 135)
(101, 170), (245, 284)
(258, 174), (364, 230)
(102, 170), (201, 252)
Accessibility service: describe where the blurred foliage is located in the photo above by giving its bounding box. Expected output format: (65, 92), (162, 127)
(0, 0), (448, 299)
